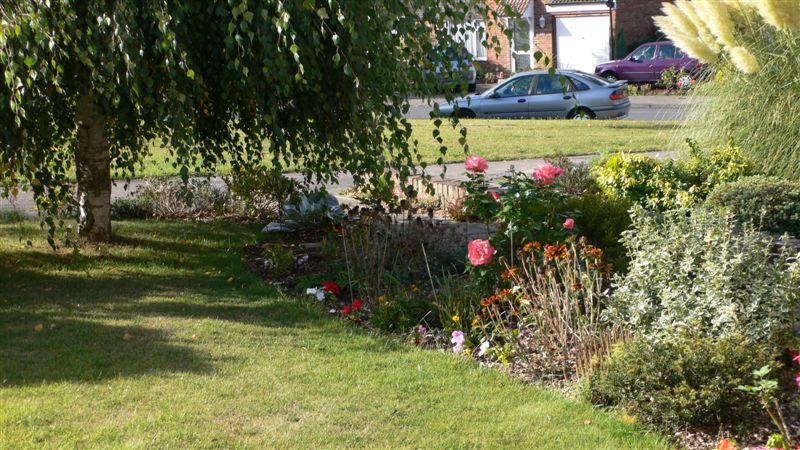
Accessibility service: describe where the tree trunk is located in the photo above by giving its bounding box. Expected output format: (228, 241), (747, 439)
(75, 90), (111, 242)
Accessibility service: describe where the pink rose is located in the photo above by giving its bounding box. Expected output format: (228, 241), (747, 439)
(563, 218), (575, 230)
(533, 163), (564, 185)
(467, 239), (495, 266)
(465, 155), (488, 173)
(795, 373), (800, 389)
(490, 191), (500, 201)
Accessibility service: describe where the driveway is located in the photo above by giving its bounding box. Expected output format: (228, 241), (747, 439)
(406, 92), (693, 121)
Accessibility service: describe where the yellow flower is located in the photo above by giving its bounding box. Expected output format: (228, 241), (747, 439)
(452, 315), (460, 323)
(377, 295), (386, 303)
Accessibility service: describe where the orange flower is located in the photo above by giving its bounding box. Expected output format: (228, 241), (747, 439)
(543, 243), (568, 260)
(523, 241), (542, 252)
(500, 267), (519, 280)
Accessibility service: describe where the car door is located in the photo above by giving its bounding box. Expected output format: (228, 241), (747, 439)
(650, 43), (681, 81)
(479, 75), (534, 118)
(529, 73), (576, 119)
(625, 44), (657, 82)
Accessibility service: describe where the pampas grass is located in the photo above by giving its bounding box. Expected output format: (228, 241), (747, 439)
(662, 0), (800, 180)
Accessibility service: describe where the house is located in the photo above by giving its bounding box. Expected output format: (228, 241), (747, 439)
(458, 0), (670, 78)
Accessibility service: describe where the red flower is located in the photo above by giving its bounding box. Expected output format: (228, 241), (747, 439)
(321, 282), (340, 296)
(792, 350), (800, 366)
(562, 218), (575, 230)
(342, 306), (351, 315)
(352, 298), (363, 311)
(490, 191), (500, 201)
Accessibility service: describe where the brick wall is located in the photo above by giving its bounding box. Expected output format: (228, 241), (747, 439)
(532, 0), (554, 67)
(481, 16), (512, 77)
(615, 0), (670, 54)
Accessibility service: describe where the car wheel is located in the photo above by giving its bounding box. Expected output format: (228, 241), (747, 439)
(602, 72), (619, 82)
(568, 107), (595, 120)
(468, 82), (477, 93)
(453, 108), (476, 119)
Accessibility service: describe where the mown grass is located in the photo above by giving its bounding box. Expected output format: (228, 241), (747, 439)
(132, 119), (677, 179)
(0, 217), (666, 448)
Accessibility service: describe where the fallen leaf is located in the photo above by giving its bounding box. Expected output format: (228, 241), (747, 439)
(583, 420), (592, 425)
(621, 414), (635, 424)
(122, 332), (134, 341)
(34, 323), (43, 332)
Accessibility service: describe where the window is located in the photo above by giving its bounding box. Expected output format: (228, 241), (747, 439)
(567, 76), (590, 91)
(512, 18), (532, 71)
(534, 74), (569, 95)
(657, 44), (676, 60)
(495, 76), (533, 97)
(630, 45), (656, 61)
(450, 20), (486, 61)
(676, 47), (687, 59)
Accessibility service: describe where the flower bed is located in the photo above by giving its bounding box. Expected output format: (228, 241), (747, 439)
(244, 152), (800, 450)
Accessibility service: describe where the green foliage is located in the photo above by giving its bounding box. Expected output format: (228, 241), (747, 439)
(131, 179), (233, 220)
(566, 194), (632, 272)
(0, 0), (508, 238)
(545, 156), (599, 196)
(224, 167), (298, 219)
(371, 291), (438, 333)
(280, 190), (343, 231)
(494, 170), (572, 246)
(261, 243), (294, 275)
(676, 26), (800, 179)
(606, 207), (800, 345)
(432, 273), (482, 334)
(593, 143), (751, 210)
(584, 335), (775, 432)
(705, 175), (800, 236)
(110, 197), (154, 220)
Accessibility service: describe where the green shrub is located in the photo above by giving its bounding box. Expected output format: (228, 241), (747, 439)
(606, 207), (800, 345)
(224, 167), (298, 219)
(584, 335), (775, 432)
(544, 155), (599, 196)
(566, 193), (632, 272)
(110, 197), (153, 219)
(372, 293), (438, 333)
(705, 175), (800, 236)
(593, 144), (751, 210)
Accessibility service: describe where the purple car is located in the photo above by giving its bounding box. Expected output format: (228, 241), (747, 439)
(594, 41), (700, 83)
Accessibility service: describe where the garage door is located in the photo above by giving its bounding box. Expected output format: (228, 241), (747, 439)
(555, 15), (610, 73)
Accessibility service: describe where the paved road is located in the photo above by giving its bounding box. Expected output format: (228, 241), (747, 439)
(406, 93), (692, 121)
(0, 151), (671, 218)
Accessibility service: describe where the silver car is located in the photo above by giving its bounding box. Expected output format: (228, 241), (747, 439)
(437, 70), (630, 119)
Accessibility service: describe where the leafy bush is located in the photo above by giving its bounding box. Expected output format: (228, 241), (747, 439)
(606, 207), (800, 345)
(544, 156), (599, 196)
(705, 175), (800, 236)
(372, 291), (438, 333)
(110, 197), (153, 219)
(224, 167), (298, 219)
(260, 243), (295, 275)
(593, 144), (751, 210)
(130, 179), (233, 220)
(566, 193), (632, 271)
(584, 335), (776, 432)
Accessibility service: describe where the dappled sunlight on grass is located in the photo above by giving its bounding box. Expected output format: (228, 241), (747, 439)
(0, 220), (666, 448)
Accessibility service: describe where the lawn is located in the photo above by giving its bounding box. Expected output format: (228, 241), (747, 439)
(0, 217), (666, 448)
(133, 119), (678, 179)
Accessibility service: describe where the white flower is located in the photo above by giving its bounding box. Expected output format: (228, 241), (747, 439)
(306, 287), (326, 301)
(477, 341), (490, 357)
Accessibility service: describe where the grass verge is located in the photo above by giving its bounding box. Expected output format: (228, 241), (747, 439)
(132, 119), (677, 179)
(0, 217), (665, 448)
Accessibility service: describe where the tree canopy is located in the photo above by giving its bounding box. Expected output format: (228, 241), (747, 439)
(1, 0), (508, 242)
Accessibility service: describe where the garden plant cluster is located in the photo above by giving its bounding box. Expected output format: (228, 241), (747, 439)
(247, 143), (800, 449)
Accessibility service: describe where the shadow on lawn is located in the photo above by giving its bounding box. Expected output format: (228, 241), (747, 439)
(0, 314), (218, 387)
(0, 220), (333, 386)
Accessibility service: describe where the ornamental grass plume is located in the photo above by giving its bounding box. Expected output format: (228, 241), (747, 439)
(727, 46), (759, 74)
(654, 10), (718, 63)
(694, 0), (737, 47)
(751, 0), (800, 31)
(674, 0), (721, 53)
